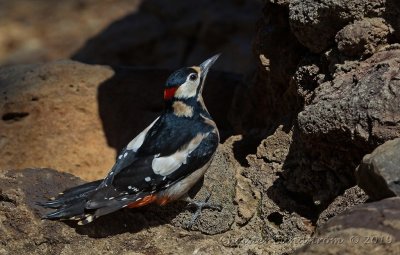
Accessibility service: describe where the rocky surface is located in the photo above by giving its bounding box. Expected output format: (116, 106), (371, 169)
(0, 60), (240, 180)
(244, 0), (400, 208)
(72, 0), (261, 74)
(0, 0), (261, 74)
(356, 138), (400, 200)
(335, 18), (392, 57)
(0, 0), (141, 66)
(295, 198), (400, 255)
(289, 0), (388, 53)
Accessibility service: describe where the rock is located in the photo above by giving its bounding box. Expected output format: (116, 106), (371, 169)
(291, 47), (400, 203)
(316, 186), (368, 226)
(0, 60), (240, 181)
(298, 47), (400, 146)
(336, 18), (392, 57)
(0, 0), (261, 74)
(0, 61), (115, 180)
(0, 0), (141, 66)
(242, 0), (400, 223)
(289, 0), (387, 53)
(295, 197), (400, 254)
(72, 0), (261, 74)
(356, 138), (400, 200)
(169, 142), (237, 235)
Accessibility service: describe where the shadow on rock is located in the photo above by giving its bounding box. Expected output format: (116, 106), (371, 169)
(71, 0), (261, 74)
(97, 66), (242, 153)
(70, 202), (186, 238)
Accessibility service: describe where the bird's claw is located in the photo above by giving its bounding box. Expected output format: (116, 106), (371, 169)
(185, 191), (222, 229)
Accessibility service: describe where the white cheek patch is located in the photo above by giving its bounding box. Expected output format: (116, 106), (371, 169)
(174, 80), (199, 99)
(126, 117), (160, 152)
(151, 132), (208, 176)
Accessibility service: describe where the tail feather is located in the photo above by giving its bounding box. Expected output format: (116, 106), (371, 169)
(39, 180), (151, 225)
(59, 180), (103, 199)
(39, 180), (102, 220)
(42, 198), (86, 220)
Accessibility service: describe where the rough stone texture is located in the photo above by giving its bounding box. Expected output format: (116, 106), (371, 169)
(292, 47), (400, 204)
(246, 0), (399, 208)
(298, 47), (400, 145)
(316, 186), (368, 227)
(295, 198), (400, 255)
(289, 0), (387, 53)
(356, 138), (400, 200)
(0, 61), (115, 180)
(0, 60), (240, 181)
(72, 0), (261, 74)
(244, 127), (368, 235)
(336, 18), (392, 57)
(0, 0), (141, 66)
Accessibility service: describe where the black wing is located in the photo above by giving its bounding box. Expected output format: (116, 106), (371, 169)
(87, 113), (218, 205)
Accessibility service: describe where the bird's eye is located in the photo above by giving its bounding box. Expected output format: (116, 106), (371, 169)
(189, 73), (198, 81)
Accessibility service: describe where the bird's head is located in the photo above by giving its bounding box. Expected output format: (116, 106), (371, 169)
(163, 54), (220, 102)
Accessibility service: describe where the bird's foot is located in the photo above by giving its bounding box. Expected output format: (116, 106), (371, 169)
(185, 191), (222, 229)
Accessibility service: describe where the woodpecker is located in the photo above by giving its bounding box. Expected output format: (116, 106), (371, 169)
(39, 55), (221, 227)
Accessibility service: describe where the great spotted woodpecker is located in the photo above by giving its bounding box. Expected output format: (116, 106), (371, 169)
(39, 55), (221, 227)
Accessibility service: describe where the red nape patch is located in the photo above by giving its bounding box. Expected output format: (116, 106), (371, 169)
(164, 87), (178, 100)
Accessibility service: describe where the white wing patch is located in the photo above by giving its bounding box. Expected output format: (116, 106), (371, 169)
(126, 117), (160, 152)
(151, 132), (209, 176)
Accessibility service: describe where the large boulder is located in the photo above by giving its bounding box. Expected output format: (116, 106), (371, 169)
(335, 18), (392, 58)
(291, 47), (400, 203)
(295, 198), (400, 255)
(244, 0), (400, 211)
(289, 0), (387, 53)
(356, 138), (400, 200)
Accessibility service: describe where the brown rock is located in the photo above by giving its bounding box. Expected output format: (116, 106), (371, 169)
(0, 0), (261, 74)
(0, 60), (240, 181)
(336, 18), (392, 57)
(72, 0), (261, 74)
(316, 186), (368, 226)
(0, 61), (115, 180)
(0, 0), (141, 66)
(289, 0), (387, 53)
(356, 138), (400, 200)
(292, 47), (400, 203)
(298, 47), (400, 145)
(295, 198), (400, 255)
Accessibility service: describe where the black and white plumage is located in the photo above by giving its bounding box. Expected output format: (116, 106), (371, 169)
(39, 55), (221, 225)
